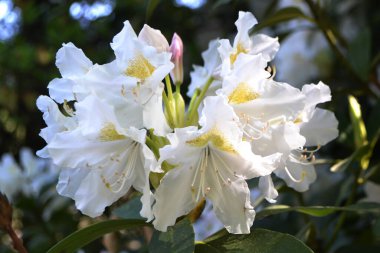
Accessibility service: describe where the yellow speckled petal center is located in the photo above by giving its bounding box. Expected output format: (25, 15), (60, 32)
(125, 54), (155, 80)
(99, 123), (125, 141)
(228, 82), (260, 104)
(186, 128), (236, 153)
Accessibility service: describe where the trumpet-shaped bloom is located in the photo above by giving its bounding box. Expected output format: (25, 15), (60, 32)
(44, 95), (158, 219)
(111, 21), (173, 94)
(269, 82), (338, 193)
(153, 96), (280, 234)
(219, 53), (305, 135)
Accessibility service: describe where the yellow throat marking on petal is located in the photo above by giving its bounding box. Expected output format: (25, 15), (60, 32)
(186, 128), (237, 153)
(99, 123), (125, 141)
(293, 116), (303, 124)
(228, 82), (260, 104)
(230, 43), (248, 65)
(125, 54), (155, 80)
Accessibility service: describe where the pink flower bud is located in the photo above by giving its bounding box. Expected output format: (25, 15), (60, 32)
(169, 33), (184, 85)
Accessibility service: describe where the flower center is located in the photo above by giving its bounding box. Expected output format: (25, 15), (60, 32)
(186, 128), (236, 153)
(99, 123), (125, 141)
(228, 82), (260, 104)
(125, 54), (155, 80)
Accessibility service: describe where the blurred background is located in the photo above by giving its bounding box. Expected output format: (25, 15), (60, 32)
(0, 0), (380, 252)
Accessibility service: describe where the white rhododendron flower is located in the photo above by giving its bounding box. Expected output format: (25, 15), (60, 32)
(0, 149), (57, 200)
(274, 82), (338, 192)
(45, 95), (158, 219)
(36, 11), (339, 235)
(153, 96), (280, 233)
(0, 154), (24, 199)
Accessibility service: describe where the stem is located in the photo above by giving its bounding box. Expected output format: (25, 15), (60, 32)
(188, 89), (200, 113)
(165, 75), (173, 100)
(186, 77), (214, 125)
(162, 90), (175, 128)
(6, 226), (28, 253)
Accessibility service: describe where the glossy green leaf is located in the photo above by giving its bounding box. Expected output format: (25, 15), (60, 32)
(256, 202), (380, 220)
(149, 218), (194, 253)
(348, 95), (367, 148)
(195, 228), (313, 253)
(253, 7), (313, 31)
(112, 194), (145, 220)
(47, 219), (149, 253)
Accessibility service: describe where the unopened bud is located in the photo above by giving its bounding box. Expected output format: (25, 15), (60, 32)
(138, 25), (169, 53)
(169, 33), (184, 85)
(174, 92), (185, 127)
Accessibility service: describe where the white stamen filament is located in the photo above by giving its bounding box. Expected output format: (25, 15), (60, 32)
(284, 166), (303, 183)
(102, 141), (140, 193)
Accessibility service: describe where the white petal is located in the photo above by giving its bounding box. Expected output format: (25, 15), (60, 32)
(205, 151), (255, 234)
(56, 42), (92, 79)
(48, 78), (75, 103)
(199, 95), (239, 135)
(138, 24), (169, 53)
(275, 159), (316, 192)
(232, 80), (305, 121)
(187, 65), (221, 97)
(234, 11), (258, 48)
(142, 88), (171, 136)
(302, 81), (331, 109)
(111, 21), (138, 64)
(250, 34), (279, 61)
(57, 169), (130, 217)
(259, 175), (278, 203)
(36, 95), (77, 158)
(202, 39), (222, 74)
(300, 108), (339, 146)
(152, 165), (198, 231)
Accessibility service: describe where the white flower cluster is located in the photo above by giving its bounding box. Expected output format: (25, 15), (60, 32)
(0, 148), (55, 199)
(37, 11), (338, 234)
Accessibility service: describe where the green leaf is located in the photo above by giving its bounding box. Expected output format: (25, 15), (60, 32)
(146, 0), (160, 22)
(195, 229), (313, 253)
(47, 219), (149, 253)
(256, 202), (380, 220)
(253, 7), (314, 31)
(149, 218), (195, 253)
(348, 95), (367, 148)
(112, 194), (145, 220)
(348, 28), (371, 81)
